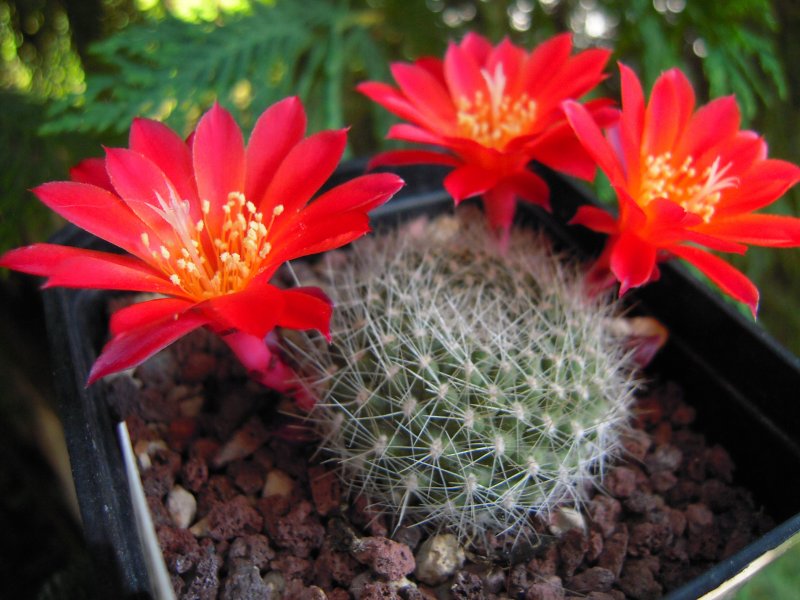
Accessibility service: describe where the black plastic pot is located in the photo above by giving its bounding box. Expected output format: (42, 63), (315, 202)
(44, 163), (800, 599)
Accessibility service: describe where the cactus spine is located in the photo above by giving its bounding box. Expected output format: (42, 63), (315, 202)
(284, 208), (639, 540)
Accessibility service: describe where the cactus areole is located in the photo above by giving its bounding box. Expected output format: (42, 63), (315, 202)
(285, 208), (641, 541)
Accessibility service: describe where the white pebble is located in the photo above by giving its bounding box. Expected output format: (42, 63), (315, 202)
(414, 533), (465, 586)
(262, 469), (294, 498)
(167, 485), (197, 529)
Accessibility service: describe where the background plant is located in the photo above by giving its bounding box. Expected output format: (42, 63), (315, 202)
(284, 209), (640, 541)
(2, 0), (798, 353)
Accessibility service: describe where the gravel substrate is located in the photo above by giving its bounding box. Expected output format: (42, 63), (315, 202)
(108, 325), (773, 600)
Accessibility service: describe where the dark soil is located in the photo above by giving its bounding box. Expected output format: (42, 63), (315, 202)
(109, 326), (773, 600)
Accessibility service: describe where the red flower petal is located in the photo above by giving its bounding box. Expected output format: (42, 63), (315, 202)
(258, 129), (347, 217)
(610, 231), (658, 295)
(277, 287), (333, 340)
(390, 62), (455, 131)
(109, 297), (195, 336)
(618, 63), (644, 179)
(357, 81), (431, 126)
(701, 214), (800, 247)
(301, 173), (404, 221)
(201, 280), (285, 338)
(192, 103), (246, 234)
(387, 123), (445, 145)
(70, 157), (113, 191)
(718, 159), (800, 214)
(45, 251), (179, 295)
(88, 310), (209, 384)
(482, 184), (518, 245)
(530, 121), (598, 181)
(570, 206), (617, 234)
(265, 212), (371, 271)
(504, 170), (550, 210)
(681, 96), (740, 162)
(562, 101), (626, 184)
(523, 33), (572, 92)
(444, 165), (497, 204)
(3, 246), (179, 301)
(444, 40), (488, 103)
(643, 68), (695, 157)
(105, 147), (192, 243)
(130, 117), (198, 203)
(245, 96), (307, 207)
(367, 149), (459, 170)
(669, 244), (759, 316)
(32, 182), (148, 257)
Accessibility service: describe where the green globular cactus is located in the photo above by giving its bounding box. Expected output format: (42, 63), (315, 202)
(283, 208), (640, 540)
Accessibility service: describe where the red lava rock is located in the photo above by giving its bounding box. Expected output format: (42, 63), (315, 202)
(567, 566), (615, 593)
(451, 570), (483, 599)
(227, 534), (275, 570)
(701, 479), (737, 511)
(597, 526), (628, 578)
(394, 526), (423, 552)
(351, 495), (389, 537)
(634, 395), (663, 427)
(309, 465), (341, 517)
(352, 536), (416, 581)
(586, 527), (604, 562)
(360, 581), (402, 599)
(182, 539), (222, 600)
(147, 494), (173, 527)
(528, 543), (559, 577)
(265, 500), (325, 558)
(168, 417), (198, 450)
(645, 444), (682, 474)
(328, 589), (351, 600)
(628, 522), (655, 557)
(605, 467), (637, 498)
(651, 421), (672, 445)
(219, 561), (271, 600)
(228, 460), (265, 495)
(588, 495), (622, 538)
(618, 559), (662, 600)
(508, 563), (529, 596)
(206, 495), (263, 541)
(585, 593), (621, 600)
(159, 526), (203, 574)
(271, 555), (312, 581)
(706, 445), (735, 482)
(198, 473), (238, 514)
(620, 429), (652, 462)
(670, 402), (696, 426)
(650, 470), (678, 493)
(283, 580), (327, 599)
(182, 351), (218, 383)
(524, 575), (564, 600)
(685, 503), (713, 532)
(142, 462), (176, 498)
(314, 541), (360, 589)
(558, 529), (588, 579)
(624, 491), (663, 514)
(213, 416), (271, 468)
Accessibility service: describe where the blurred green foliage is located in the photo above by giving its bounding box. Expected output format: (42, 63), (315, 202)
(1, 0), (799, 354)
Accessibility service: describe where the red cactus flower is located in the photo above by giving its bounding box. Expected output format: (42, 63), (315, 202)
(1, 99), (403, 402)
(563, 64), (800, 315)
(358, 32), (616, 243)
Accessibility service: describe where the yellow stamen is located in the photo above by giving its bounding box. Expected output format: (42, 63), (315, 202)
(144, 191), (282, 299)
(639, 153), (739, 222)
(456, 64), (538, 150)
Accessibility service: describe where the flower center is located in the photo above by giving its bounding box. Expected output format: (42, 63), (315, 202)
(639, 152), (739, 222)
(143, 191), (282, 298)
(456, 64), (538, 150)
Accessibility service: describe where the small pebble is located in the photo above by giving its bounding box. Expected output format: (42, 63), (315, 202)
(167, 485), (197, 529)
(415, 534), (465, 586)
